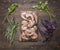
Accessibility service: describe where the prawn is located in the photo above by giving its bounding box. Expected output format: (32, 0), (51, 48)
(32, 12), (38, 23)
(31, 33), (38, 40)
(21, 20), (28, 30)
(21, 24), (28, 30)
(28, 20), (35, 27)
(21, 12), (27, 20)
(19, 32), (29, 41)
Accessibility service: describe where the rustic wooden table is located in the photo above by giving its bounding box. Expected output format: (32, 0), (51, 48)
(0, 0), (60, 50)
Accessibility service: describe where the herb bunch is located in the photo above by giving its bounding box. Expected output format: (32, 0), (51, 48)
(8, 3), (18, 15)
(2, 3), (18, 24)
(5, 17), (18, 44)
(33, 0), (55, 17)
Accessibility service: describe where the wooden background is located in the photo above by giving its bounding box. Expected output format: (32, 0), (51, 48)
(0, 0), (60, 50)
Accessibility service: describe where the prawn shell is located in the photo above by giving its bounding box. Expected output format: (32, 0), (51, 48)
(21, 12), (27, 20)
(21, 20), (28, 25)
(31, 33), (38, 40)
(32, 12), (38, 23)
(21, 24), (27, 30)
(25, 29), (34, 36)
(20, 32), (29, 41)
(28, 20), (35, 27)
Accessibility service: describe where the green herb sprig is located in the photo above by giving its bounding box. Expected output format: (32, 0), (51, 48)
(33, 0), (56, 17)
(5, 17), (18, 44)
(8, 3), (18, 15)
(2, 3), (18, 24)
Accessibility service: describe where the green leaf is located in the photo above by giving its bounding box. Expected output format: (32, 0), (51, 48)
(41, 3), (46, 9)
(32, 5), (39, 9)
(45, 1), (48, 5)
(39, 1), (42, 4)
(8, 3), (18, 14)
